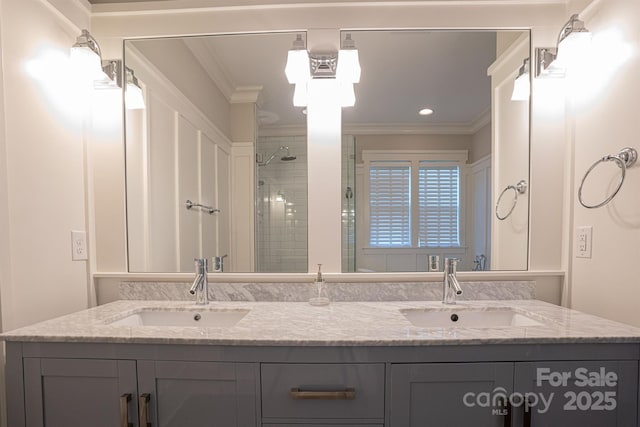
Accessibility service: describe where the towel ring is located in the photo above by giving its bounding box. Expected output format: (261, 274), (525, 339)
(578, 147), (637, 209)
(496, 180), (527, 221)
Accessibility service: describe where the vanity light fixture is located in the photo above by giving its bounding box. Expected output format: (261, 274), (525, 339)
(125, 66), (145, 110)
(94, 60), (145, 109)
(511, 58), (530, 101)
(284, 33), (361, 107)
(553, 14), (592, 70)
(70, 29), (107, 81)
(419, 108), (434, 116)
(535, 14), (591, 77)
(285, 34), (311, 84)
(337, 33), (361, 84)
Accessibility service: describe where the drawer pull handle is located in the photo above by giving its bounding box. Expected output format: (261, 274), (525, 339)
(289, 387), (356, 400)
(139, 393), (151, 427)
(120, 393), (132, 427)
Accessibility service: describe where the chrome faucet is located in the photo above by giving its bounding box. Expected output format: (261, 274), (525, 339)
(443, 258), (463, 305)
(189, 258), (209, 305)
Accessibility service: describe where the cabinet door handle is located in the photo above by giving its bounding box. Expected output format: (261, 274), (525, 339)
(139, 393), (151, 427)
(120, 393), (132, 427)
(500, 397), (511, 427)
(289, 387), (356, 400)
(523, 397), (532, 427)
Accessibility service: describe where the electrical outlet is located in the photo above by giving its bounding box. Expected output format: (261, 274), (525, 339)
(576, 226), (592, 258)
(71, 230), (88, 261)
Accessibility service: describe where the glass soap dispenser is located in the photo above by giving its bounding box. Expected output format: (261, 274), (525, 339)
(308, 264), (330, 306)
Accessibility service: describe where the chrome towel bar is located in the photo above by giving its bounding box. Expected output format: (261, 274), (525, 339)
(185, 200), (220, 214)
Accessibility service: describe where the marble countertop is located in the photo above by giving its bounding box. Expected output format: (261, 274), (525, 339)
(3, 300), (640, 346)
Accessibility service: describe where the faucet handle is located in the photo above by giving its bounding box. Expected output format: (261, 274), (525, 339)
(194, 258), (208, 273)
(213, 255), (228, 272)
(444, 257), (461, 273)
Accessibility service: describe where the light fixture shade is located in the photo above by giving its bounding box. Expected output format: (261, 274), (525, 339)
(554, 31), (592, 69)
(125, 67), (145, 109)
(126, 83), (145, 109)
(549, 14), (592, 71)
(285, 50), (310, 84)
(337, 49), (361, 83)
(70, 29), (107, 81)
(339, 82), (356, 107)
(511, 73), (530, 101)
(511, 58), (530, 101)
(293, 83), (308, 107)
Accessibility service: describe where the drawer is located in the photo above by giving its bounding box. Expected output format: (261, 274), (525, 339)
(261, 363), (385, 419)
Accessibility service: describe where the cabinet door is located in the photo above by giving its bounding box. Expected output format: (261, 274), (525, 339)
(390, 362), (513, 427)
(514, 361), (638, 427)
(23, 358), (138, 427)
(137, 361), (257, 427)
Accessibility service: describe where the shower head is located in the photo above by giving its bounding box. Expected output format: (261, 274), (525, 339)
(259, 146), (297, 166)
(280, 147), (297, 161)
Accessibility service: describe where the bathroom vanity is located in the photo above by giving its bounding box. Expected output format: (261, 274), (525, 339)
(4, 300), (640, 426)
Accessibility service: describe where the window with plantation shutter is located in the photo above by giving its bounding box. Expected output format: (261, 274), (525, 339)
(368, 163), (411, 247)
(364, 151), (467, 250)
(418, 164), (460, 247)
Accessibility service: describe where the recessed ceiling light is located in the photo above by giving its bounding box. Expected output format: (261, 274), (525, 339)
(419, 108), (434, 116)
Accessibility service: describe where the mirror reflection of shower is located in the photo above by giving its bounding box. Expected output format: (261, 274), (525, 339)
(257, 146), (297, 166)
(255, 136), (308, 273)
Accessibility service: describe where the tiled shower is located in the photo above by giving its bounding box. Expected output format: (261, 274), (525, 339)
(255, 135), (308, 272)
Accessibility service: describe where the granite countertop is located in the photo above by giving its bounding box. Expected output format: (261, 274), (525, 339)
(2, 299), (640, 346)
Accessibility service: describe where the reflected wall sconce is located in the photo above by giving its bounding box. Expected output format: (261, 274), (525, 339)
(70, 29), (107, 81)
(125, 66), (145, 110)
(511, 58), (530, 101)
(94, 59), (145, 109)
(285, 33), (361, 107)
(535, 14), (592, 78)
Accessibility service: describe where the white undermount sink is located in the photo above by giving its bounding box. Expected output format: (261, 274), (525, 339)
(401, 307), (544, 328)
(107, 308), (250, 327)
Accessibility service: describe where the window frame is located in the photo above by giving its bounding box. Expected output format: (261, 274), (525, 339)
(362, 150), (468, 249)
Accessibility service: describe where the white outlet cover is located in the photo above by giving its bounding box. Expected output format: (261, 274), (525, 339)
(71, 230), (88, 261)
(576, 226), (593, 259)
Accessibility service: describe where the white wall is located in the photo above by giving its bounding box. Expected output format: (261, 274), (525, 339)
(568, 0), (640, 325)
(125, 48), (234, 272)
(0, 0), (91, 331)
(489, 34), (530, 270)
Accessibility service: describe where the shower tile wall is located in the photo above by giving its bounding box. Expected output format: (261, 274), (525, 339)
(256, 136), (308, 272)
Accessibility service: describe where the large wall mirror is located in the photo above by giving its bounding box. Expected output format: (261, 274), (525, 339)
(123, 29), (530, 274)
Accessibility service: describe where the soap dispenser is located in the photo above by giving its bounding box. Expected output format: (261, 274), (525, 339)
(308, 264), (330, 306)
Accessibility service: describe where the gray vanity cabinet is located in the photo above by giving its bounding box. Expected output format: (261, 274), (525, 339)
(389, 362), (514, 426)
(512, 361), (638, 427)
(137, 360), (257, 427)
(261, 363), (385, 425)
(23, 358), (138, 427)
(21, 356), (257, 427)
(389, 360), (639, 427)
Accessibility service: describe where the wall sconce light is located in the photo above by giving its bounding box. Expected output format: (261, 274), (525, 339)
(70, 29), (107, 81)
(535, 14), (592, 77)
(284, 33), (361, 107)
(93, 59), (145, 109)
(337, 33), (361, 84)
(511, 58), (530, 101)
(285, 34), (311, 84)
(125, 67), (145, 110)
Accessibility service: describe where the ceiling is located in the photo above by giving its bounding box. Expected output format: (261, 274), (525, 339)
(130, 30), (523, 133)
